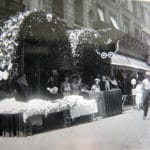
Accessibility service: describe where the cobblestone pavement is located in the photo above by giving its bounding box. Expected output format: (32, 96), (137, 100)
(0, 110), (150, 150)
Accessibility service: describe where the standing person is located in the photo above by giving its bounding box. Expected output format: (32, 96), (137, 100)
(100, 76), (110, 91)
(91, 78), (101, 92)
(46, 76), (59, 100)
(100, 76), (106, 91)
(60, 76), (71, 97)
(79, 78), (90, 99)
(16, 74), (28, 99)
(135, 81), (143, 110)
(131, 78), (137, 108)
(142, 72), (150, 120)
(71, 74), (81, 95)
(105, 76), (110, 91)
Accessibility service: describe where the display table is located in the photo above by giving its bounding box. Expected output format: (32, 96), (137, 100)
(64, 96), (98, 119)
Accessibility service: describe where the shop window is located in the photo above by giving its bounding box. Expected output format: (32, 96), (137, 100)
(75, 0), (84, 26)
(52, 0), (64, 18)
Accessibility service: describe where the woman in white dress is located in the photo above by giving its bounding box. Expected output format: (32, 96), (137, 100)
(91, 78), (101, 92)
(61, 76), (71, 97)
(135, 81), (143, 110)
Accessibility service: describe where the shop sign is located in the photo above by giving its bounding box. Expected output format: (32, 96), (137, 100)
(121, 34), (148, 54)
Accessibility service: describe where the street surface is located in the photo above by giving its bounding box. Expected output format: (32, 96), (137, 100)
(0, 110), (150, 150)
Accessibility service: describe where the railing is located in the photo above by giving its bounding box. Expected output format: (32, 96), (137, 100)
(94, 89), (122, 117)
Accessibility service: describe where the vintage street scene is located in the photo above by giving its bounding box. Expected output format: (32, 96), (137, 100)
(0, 0), (150, 150)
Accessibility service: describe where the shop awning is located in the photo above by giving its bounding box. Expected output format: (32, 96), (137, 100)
(111, 54), (131, 67)
(128, 57), (150, 71)
(111, 54), (150, 71)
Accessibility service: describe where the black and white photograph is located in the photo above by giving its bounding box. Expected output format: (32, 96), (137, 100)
(0, 0), (150, 150)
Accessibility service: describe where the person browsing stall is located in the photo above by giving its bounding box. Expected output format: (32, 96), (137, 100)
(135, 81), (143, 110)
(91, 78), (101, 92)
(60, 76), (71, 97)
(100, 76), (110, 91)
(46, 76), (58, 99)
(71, 74), (81, 95)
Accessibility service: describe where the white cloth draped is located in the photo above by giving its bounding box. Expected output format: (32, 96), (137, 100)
(0, 95), (98, 122)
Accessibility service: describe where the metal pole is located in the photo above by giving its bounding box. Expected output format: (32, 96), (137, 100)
(22, 43), (25, 75)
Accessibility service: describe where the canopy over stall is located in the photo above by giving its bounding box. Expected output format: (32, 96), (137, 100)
(0, 10), (72, 80)
(0, 10), (73, 97)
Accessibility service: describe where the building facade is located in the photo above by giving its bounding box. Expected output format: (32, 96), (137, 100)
(22, 0), (150, 63)
(0, 0), (149, 64)
(90, 0), (150, 62)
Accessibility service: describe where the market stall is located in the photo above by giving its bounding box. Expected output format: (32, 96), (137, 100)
(0, 96), (98, 136)
(0, 10), (123, 136)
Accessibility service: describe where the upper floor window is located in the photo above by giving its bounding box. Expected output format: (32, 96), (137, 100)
(52, 0), (64, 18)
(140, 6), (145, 24)
(134, 26), (141, 40)
(14, 0), (23, 3)
(24, 0), (42, 11)
(97, 8), (104, 22)
(0, 0), (5, 7)
(122, 16), (130, 34)
(112, 0), (116, 3)
(110, 15), (120, 30)
(75, 0), (84, 26)
(123, 23), (130, 34)
(132, 1), (138, 15)
(121, 0), (128, 8)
